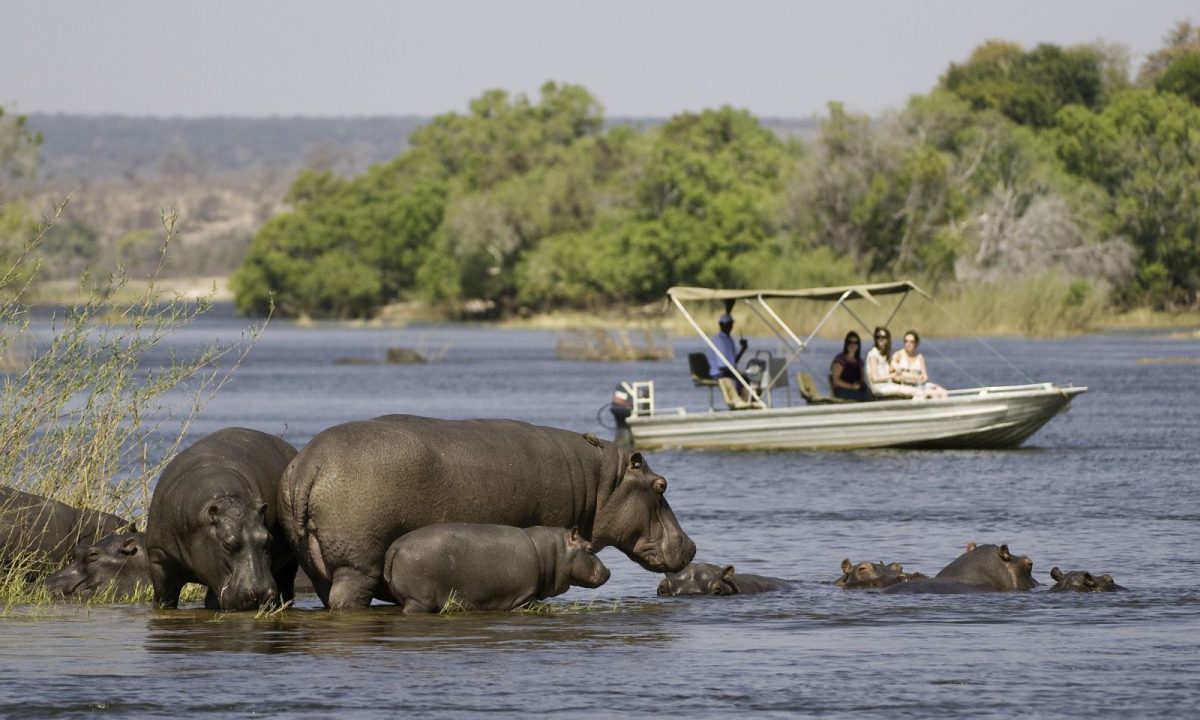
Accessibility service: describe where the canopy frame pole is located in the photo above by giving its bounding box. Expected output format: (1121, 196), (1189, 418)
(670, 294), (763, 404)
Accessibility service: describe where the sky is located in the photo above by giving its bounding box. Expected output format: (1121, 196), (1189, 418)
(2, 1), (1196, 120)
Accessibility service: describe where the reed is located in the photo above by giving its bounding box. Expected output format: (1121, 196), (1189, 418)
(555, 326), (674, 361)
(0, 203), (263, 609)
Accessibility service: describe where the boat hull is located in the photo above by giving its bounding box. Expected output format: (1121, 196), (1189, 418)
(625, 384), (1086, 451)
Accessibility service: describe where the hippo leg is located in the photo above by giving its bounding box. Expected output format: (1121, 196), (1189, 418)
(273, 558), (299, 605)
(327, 566), (376, 609)
(149, 558), (185, 609)
(401, 597), (435, 614)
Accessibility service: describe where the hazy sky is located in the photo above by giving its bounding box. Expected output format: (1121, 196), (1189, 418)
(3, 1), (1195, 119)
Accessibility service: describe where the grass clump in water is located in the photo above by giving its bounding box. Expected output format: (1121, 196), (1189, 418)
(0, 203), (263, 610)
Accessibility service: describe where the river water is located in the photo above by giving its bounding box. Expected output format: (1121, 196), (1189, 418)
(2, 309), (1199, 718)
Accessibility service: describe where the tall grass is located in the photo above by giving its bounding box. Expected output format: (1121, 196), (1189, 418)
(1, 202), (263, 606)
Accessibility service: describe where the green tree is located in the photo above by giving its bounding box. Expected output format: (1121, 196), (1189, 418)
(1156, 52), (1200, 105)
(942, 41), (1110, 127)
(1053, 89), (1200, 307)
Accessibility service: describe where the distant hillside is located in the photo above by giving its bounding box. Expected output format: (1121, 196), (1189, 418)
(20, 113), (818, 288)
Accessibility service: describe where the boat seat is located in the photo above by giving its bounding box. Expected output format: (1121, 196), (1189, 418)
(797, 372), (852, 405)
(688, 353), (719, 410)
(718, 377), (764, 410)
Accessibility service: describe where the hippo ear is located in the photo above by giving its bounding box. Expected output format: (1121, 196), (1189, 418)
(888, 562), (903, 571)
(628, 452), (644, 470)
(998, 544), (1012, 562)
(1050, 566), (1063, 581)
(841, 558), (852, 574)
(721, 565), (735, 580)
(257, 503), (268, 521)
(568, 526), (581, 543)
(965, 541), (976, 552)
(206, 504), (221, 524)
(119, 537), (139, 556)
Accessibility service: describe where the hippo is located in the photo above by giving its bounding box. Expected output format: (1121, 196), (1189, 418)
(0, 486), (134, 572)
(146, 427), (298, 611)
(384, 523), (610, 613)
(279, 415), (697, 608)
(657, 562), (791, 596)
(883, 542), (1038, 594)
(1048, 567), (1126, 593)
(836, 558), (927, 590)
(45, 531), (149, 600)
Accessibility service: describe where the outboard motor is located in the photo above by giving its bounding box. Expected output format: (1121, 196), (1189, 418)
(609, 383), (635, 448)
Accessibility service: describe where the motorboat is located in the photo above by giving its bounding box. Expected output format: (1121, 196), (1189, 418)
(609, 282), (1086, 451)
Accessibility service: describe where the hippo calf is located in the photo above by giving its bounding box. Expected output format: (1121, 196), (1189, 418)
(884, 542), (1038, 594)
(657, 562), (791, 596)
(45, 531), (149, 600)
(281, 415), (696, 609)
(1048, 567), (1126, 593)
(1, 487), (133, 572)
(384, 523), (610, 613)
(146, 427), (298, 611)
(836, 558), (927, 590)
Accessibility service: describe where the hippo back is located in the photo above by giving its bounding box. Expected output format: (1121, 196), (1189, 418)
(0, 486), (132, 567)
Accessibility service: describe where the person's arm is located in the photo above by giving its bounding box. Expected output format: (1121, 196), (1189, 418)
(913, 354), (929, 384)
(735, 337), (748, 363)
(867, 351), (891, 384)
(831, 358), (849, 389)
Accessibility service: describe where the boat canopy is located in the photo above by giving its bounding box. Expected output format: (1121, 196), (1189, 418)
(667, 281), (929, 305)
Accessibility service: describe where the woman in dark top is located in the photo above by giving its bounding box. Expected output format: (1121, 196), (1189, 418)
(830, 331), (872, 401)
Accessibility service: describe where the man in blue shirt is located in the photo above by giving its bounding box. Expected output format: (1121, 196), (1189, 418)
(707, 313), (748, 379)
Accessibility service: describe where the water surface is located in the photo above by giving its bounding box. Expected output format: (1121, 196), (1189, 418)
(2, 313), (1198, 717)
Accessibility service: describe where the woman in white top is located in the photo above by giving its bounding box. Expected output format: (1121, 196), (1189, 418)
(890, 330), (948, 400)
(865, 327), (915, 398)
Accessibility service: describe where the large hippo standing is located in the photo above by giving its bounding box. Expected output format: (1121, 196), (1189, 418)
(657, 562), (792, 596)
(884, 542), (1038, 594)
(146, 427), (298, 610)
(45, 531), (149, 600)
(279, 415), (697, 608)
(0, 487), (133, 572)
(384, 523), (610, 613)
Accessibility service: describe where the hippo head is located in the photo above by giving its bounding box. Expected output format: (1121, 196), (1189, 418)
(936, 542), (1039, 591)
(1049, 567), (1126, 593)
(45, 531), (150, 599)
(836, 558), (922, 589)
(657, 562), (738, 596)
(562, 527), (611, 589)
(593, 451), (696, 574)
(196, 498), (280, 611)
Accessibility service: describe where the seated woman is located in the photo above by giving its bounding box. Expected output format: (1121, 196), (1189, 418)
(865, 327), (916, 399)
(890, 330), (948, 400)
(830, 331), (871, 401)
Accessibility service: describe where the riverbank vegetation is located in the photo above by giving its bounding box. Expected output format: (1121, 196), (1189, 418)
(225, 24), (1200, 329)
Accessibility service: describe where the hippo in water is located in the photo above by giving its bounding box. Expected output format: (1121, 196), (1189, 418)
(146, 427), (299, 611)
(884, 542), (1038, 594)
(1048, 567), (1126, 592)
(657, 562), (791, 596)
(384, 523), (610, 613)
(0, 487), (134, 572)
(279, 415), (697, 608)
(836, 558), (927, 590)
(45, 531), (149, 600)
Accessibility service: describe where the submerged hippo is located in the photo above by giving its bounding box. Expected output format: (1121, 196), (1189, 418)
(280, 415), (697, 608)
(146, 427), (298, 611)
(1048, 567), (1126, 593)
(45, 531), (149, 600)
(836, 558), (926, 590)
(0, 487), (133, 571)
(384, 523), (610, 613)
(657, 562), (791, 596)
(884, 542), (1038, 594)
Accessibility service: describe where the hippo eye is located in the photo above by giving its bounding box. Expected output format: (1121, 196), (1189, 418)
(584, 544), (594, 554)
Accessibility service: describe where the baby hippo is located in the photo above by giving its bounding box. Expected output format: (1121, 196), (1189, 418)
(384, 524), (610, 613)
(657, 562), (791, 596)
(1049, 567), (1126, 592)
(45, 531), (149, 600)
(836, 558), (926, 590)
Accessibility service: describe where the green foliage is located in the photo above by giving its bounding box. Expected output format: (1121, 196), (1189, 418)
(1156, 52), (1200, 105)
(942, 41), (1110, 127)
(1052, 88), (1200, 307)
